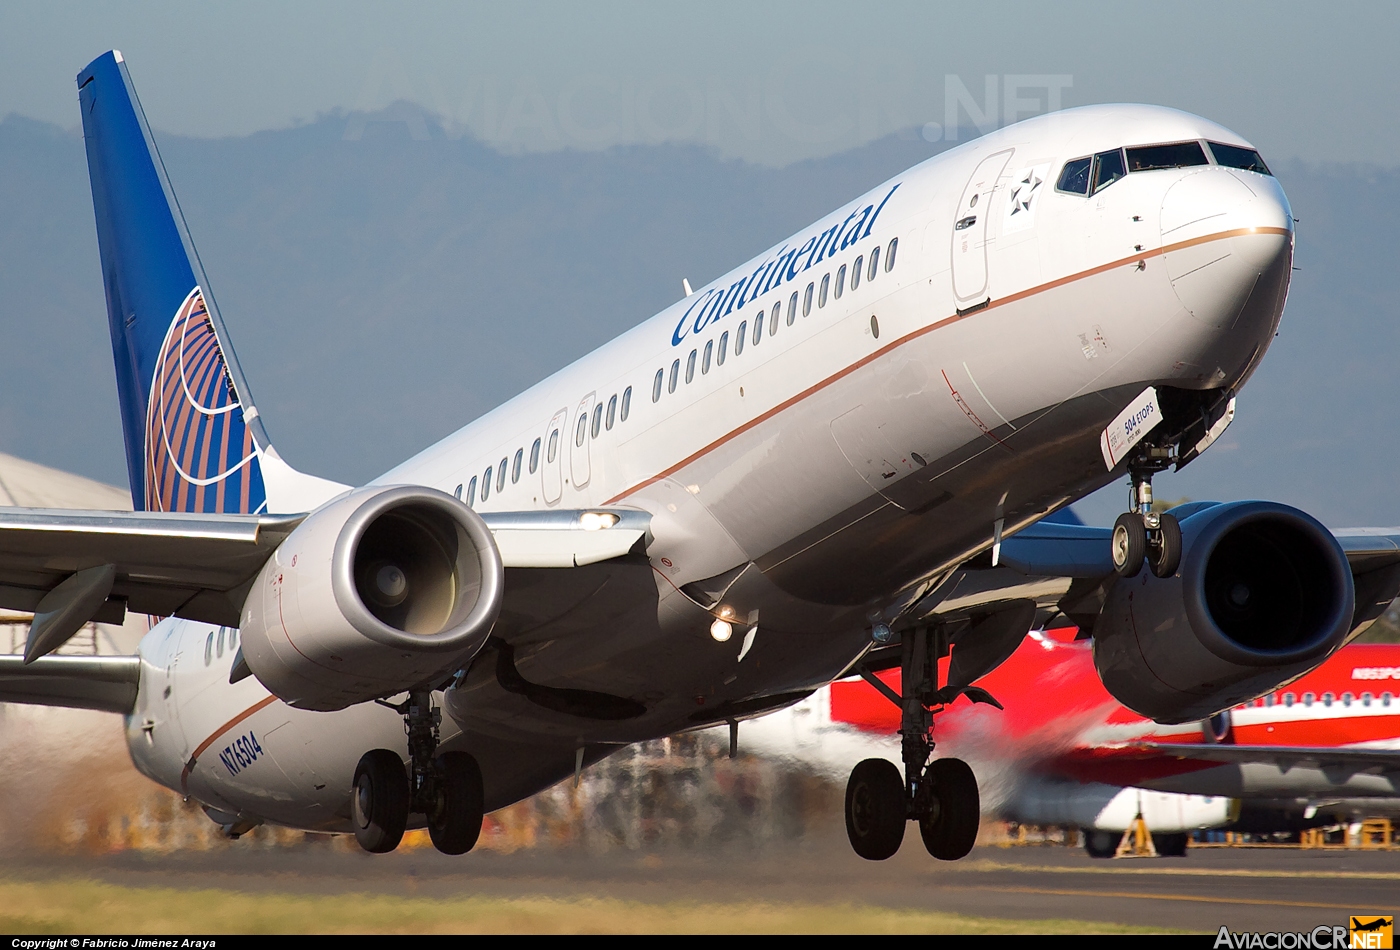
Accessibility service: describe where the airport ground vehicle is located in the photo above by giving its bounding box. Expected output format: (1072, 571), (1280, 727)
(3, 51), (1399, 862)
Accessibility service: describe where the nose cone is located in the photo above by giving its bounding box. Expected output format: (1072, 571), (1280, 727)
(1160, 168), (1293, 331)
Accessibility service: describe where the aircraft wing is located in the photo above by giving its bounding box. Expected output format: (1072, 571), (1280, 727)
(0, 506), (649, 631)
(995, 518), (1400, 635)
(1133, 742), (1400, 776)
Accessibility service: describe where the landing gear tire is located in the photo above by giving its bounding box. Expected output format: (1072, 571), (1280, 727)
(845, 758), (906, 860)
(352, 749), (409, 854)
(1154, 832), (1189, 857)
(1149, 512), (1182, 578)
(427, 751), (485, 855)
(918, 757), (980, 861)
(1084, 828), (1117, 858)
(1112, 512), (1147, 577)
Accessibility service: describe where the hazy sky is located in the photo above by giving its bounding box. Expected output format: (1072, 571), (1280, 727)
(2, 1), (1397, 167)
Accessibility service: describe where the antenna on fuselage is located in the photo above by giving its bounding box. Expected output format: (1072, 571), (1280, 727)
(682, 278), (693, 297)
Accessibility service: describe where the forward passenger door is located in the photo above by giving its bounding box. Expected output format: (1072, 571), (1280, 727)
(952, 149), (1014, 310)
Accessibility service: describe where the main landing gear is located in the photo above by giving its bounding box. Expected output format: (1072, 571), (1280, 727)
(1112, 448), (1182, 579)
(844, 626), (983, 861)
(353, 689), (484, 855)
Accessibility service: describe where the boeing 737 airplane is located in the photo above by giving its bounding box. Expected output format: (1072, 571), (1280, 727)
(4, 50), (1400, 863)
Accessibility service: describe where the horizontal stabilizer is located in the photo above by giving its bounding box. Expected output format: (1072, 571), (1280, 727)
(0, 655), (140, 714)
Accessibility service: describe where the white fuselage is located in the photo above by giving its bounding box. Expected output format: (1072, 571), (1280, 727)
(127, 103), (1296, 833)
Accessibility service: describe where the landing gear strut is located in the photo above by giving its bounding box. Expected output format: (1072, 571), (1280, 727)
(1112, 447), (1181, 579)
(354, 689), (484, 855)
(845, 626), (982, 861)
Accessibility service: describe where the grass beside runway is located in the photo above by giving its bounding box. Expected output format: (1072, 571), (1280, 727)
(0, 877), (1179, 934)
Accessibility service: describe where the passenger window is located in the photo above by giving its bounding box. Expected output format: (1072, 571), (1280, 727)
(592, 403), (603, 437)
(620, 386), (631, 421)
(454, 483), (463, 500)
(575, 414), (587, 447)
(868, 246), (879, 281)
(685, 348), (697, 383)
(1302, 692), (1315, 706)
(229, 628), (238, 651)
(718, 331), (729, 366)
(1056, 157), (1091, 195)
(769, 302), (781, 336)
(497, 459), (507, 492)
(653, 369), (664, 402)
(1091, 148), (1126, 194)
(511, 448), (523, 483)
(1283, 692), (1294, 707)
(1207, 141), (1271, 175)
(1322, 692), (1334, 707)
(885, 237), (897, 272)
(1126, 142), (1208, 172)
(819, 273), (829, 308)
(481, 467), (492, 501)
(1362, 692), (1373, 707)
(753, 312), (764, 346)
(851, 255), (863, 289)
(787, 292), (798, 326)
(218, 626), (225, 658)
(529, 438), (541, 473)
(803, 282), (813, 317)
(1342, 692), (1354, 707)
(467, 476), (478, 507)
(606, 394), (617, 430)
(205, 632), (214, 666)
(835, 264), (846, 299)
(669, 359), (679, 393)
(736, 321), (747, 354)
(1384, 692), (1394, 706)
(702, 339), (713, 374)
(547, 430), (558, 463)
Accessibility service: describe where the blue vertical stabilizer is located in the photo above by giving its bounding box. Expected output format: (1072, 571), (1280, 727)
(78, 50), (268, 514)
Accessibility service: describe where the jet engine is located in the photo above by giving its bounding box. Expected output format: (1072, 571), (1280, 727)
(1092, 501), (1353, 723)
(240, 486), (504, 711)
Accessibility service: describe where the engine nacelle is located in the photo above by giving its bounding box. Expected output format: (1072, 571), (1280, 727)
(241, 486), (504, 711)
(1093, 501), (1353, 723)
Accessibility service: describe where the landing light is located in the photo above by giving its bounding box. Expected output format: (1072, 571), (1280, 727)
(710, 619), (733, 642)
(580, 511), (618, 531)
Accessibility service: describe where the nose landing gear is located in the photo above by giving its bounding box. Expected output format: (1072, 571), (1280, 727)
(1112, 448), (1182, 578)
(844, 626), (985, 861)
(354, 689), (484, 855)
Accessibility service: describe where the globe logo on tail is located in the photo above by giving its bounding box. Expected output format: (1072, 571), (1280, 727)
(143, 288), (266, 514)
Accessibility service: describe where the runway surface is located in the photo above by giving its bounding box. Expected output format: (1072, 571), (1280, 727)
(7, 832), (1397, 933)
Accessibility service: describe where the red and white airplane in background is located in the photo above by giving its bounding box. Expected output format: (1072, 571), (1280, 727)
(743, 630), (1400, 855)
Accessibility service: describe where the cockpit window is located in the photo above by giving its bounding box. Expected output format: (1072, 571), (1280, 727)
(1126, 141), (1209, 172)
(1057, 157), (1091, 195)
(1091, 148), (1126, 194)
(1207, 142), (1272, 176)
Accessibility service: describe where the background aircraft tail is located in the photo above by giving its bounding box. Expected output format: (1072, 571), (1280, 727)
(77, 51), (345, 514)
